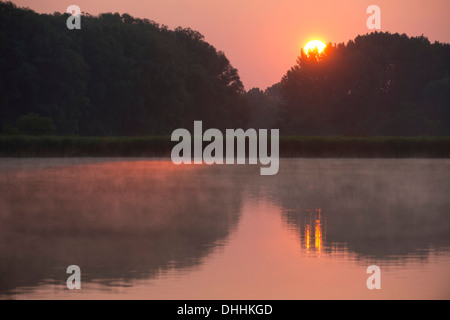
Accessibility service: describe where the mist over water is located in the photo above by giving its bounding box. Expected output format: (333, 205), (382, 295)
(0, 158), (449, 299)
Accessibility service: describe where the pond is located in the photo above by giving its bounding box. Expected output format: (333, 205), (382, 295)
(0, 158), (449, 299)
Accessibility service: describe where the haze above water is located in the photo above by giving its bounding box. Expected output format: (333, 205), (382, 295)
(0, 158), (449, 299)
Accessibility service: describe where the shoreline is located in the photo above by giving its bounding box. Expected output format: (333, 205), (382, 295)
(1, 136), (450, 158)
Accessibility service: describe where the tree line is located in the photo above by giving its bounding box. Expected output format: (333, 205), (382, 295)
(253, 32), (450, 136)
(1, 1), (449, 136)
(0, 1), (248, 135)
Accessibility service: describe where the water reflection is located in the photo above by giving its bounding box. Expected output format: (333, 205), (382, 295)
(301, 209), (324, 255)
(263, 159), (450, 263)
(0, 160), (247, 296)
(0, 158), (449, 299)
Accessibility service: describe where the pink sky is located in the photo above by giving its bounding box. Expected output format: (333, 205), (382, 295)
(10, 0), (450, 90)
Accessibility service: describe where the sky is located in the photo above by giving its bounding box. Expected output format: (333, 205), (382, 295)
(10, 0), (450, 90)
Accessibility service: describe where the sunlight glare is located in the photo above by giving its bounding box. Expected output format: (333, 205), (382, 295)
(304, 40), (326, 55)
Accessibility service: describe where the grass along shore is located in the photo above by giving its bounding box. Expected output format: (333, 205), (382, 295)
(0, 135), (449, 158)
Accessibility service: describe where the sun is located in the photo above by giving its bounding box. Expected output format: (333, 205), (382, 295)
(304, 40), (326, 55)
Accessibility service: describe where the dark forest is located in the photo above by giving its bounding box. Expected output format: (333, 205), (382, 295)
(1, 1), (449, 136)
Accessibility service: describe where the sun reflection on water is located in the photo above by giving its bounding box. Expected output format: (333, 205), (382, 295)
(303, 209), (325, 256)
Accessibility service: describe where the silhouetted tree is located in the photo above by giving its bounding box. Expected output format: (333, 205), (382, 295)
(0, 1), (249, 135)
(246, 83), (281, 129)
(280, 32), (450, 136)
(15, 113), (56, 135)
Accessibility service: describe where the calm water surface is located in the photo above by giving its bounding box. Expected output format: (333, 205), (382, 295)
(0, 158), (449, 299)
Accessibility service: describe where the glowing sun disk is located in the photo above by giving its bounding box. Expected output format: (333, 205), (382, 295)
(304, 40), (326, 54)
